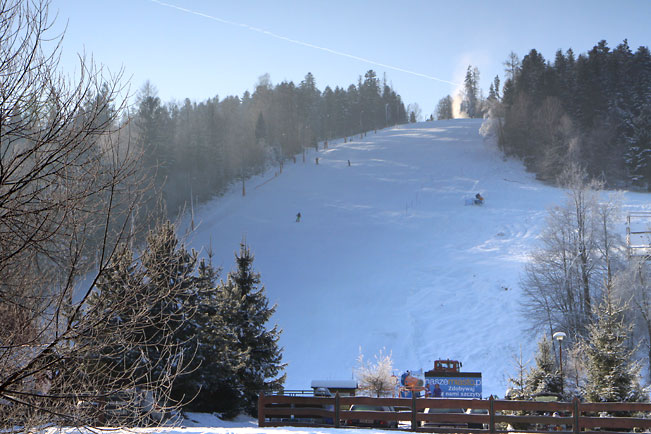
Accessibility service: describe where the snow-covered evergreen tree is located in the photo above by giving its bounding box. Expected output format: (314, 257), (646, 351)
(506, 338), (562, 400)
(525, 336), (563, 397)
(580, 286), (646, 402)
(218, 242), (286, 415)
(80, 223), (202, 422)
(171, 258), (246, 414)
(139, 221), (199, 382)
(85, 224), (277, 417)
(461, 65), (482, 118)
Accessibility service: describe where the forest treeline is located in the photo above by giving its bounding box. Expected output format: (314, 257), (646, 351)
(483, 40), (651, 189)
(134, 71), (408, 217)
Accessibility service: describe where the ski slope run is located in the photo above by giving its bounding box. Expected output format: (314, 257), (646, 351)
(184, 118), (650, 397)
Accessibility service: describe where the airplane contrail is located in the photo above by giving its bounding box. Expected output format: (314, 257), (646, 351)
(149, 0), (460, 87)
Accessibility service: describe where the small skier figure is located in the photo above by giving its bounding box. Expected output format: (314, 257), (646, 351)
(296, 212), (301, 222)
(347, 159), (351, 167)
(474, 193), (484, 205)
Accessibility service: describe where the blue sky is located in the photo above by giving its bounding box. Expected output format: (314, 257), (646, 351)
(50, 0), (649, 117)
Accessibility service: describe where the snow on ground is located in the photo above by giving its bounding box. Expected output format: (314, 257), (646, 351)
(180, 118), (650, 398)
(44, 414), (401, 434)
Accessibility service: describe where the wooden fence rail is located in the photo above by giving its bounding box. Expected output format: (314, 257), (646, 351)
(258, 393), (651, 434)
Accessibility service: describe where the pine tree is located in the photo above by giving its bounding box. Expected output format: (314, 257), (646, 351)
(493, 75), (501, 101)
(85, 225), (278, 417)
(137, 222), (199, 384)
(581, 287), (645, 402)
(78, 224), (202, 422)
(488, 83), (497, 102)
(80, 245), (146, 391)
(135, 81), (172, 185)
(506, 347), (530, 400)
(169, 256), (248, 414)
(624, 46), (651, 188)
(255, 112), (267, 143)
(460, 65), (482, 118)
(525, 336), (563, 397)
(360, 70), (383, 130)
(436, 95), (453, 120)
(219, 242), (286, 414)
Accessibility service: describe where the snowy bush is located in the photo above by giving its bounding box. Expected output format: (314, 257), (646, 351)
(355, 348), (395, 397)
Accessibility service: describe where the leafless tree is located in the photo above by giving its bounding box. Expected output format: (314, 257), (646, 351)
(563, 342), (586, 397)
(521, 164), (622, 342)
(1, 0), (189, 429)
(535, 97), (577, 179)
(355, 348), (395, 397)
(503, 51), (521, 81)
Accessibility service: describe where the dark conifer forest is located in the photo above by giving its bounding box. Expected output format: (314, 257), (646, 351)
(133, 70), (408, 218)
(494, 40), (651, 189)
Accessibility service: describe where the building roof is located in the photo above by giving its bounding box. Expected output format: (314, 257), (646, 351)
(311, 380), (358, 389)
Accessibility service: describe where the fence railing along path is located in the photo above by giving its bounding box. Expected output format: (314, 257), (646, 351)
(258, 393), (651, 434)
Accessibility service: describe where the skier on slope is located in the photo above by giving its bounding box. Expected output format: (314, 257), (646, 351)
(474, 193), (484, 205)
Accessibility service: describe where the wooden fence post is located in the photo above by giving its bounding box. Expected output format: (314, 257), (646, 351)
(411, 394), (417, 431)
(334, 393), (340, 428)
(258, 391), (265, 427)
(489, 395), (495, 434)
(573, 397), (580, 434)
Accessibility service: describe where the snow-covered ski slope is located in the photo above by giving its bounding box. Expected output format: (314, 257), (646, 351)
(184, 118), (650, 397)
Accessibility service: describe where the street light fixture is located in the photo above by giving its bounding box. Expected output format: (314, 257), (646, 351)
(553, 331), (567, 394)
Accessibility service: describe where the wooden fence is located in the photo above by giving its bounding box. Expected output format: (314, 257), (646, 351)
(258, 393), (651, 434)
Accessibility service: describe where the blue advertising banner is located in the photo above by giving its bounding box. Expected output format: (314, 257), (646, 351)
(424, 376), (482, 399)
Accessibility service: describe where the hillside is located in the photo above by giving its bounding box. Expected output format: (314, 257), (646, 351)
(183, 118), (650, 397)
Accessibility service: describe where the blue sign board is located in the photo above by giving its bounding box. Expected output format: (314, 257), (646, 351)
(425, 376), (482, 399)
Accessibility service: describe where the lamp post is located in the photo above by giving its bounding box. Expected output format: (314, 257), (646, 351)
(553, 331), (567, 394)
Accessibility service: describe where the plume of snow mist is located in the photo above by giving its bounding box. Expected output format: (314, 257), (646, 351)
(451, 84), (467, 119)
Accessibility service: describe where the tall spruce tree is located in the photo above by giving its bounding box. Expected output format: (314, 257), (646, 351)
(461, 65), (481, 118)
(580, 286), (645, 402)
(79, 223), (202, 422)
(219, 242), (286, 414)
(138, 221), (199, 383)
(172, 257), (246, 414)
